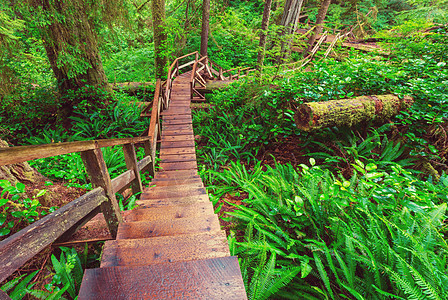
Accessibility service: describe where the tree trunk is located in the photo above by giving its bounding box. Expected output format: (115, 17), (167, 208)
(152, 0), (168, 78)
(294, 95), (413, 131)
(29, 0), (112, 122)
(200, 0), (211, 57)
(0, 140), (45, 186)
(257, 0), (273, 69)
(304, 0), (331, 57)
(278, 0), (304, 63)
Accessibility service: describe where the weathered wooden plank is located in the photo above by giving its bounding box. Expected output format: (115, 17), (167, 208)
(148, 182), (204, 191)
(162, 129), (194, 136)
(161, 124), (193, 131)
(162, 119), (193, 126)
(111, 169), (134, 194)
(136, 195), (210, 207)
(154, 169), (199, 178)
(123, 144), (143, 196)
(0, 136), (151, 166)
(101, 231), (230, 267)
(0, 188), (106, 283)
(79, 257), (247, 300)
(162, 114), (192, 120)
(160, 153), (197, 162)
(81, 149), (123, 238)
(160, 140), (195, 149)
(142, 187), (205, 199)
(117, 215), (221, 239)
(159, 147), (196, 155)
(161, 135), (195, 142)
(159, 161), (198, 171)
(124, 202), (214, 222)
(149, 177), (203, 186)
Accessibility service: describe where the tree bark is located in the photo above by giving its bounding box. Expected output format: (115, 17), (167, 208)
(0, 139), (45, 186)
(152, 0), (168, 78)
(200, 0), (211, 57)
(278, 0), (304, 63)
(29, 0), (112, 121)
(257, 0), (273, 69)
(304, 0), (331, 57)
(294, 95), (413, 131)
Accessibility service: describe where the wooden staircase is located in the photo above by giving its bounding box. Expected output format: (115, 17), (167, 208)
(78, 72), (247, 299)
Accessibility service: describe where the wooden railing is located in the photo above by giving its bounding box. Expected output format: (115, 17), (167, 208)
(0, 79), (166, 283)
(0, 52), (253, 285)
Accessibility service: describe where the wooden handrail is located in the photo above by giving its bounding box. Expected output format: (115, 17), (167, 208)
(0, 136), (152, 166)
(0, 51), (247, 287)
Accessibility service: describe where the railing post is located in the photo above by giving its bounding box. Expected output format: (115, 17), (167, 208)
(176, 60), (179, 76)
(219, 67), (223, 80)
(81, 147), (122, 238)
(123, 143), (143, 197)
(195, 52), (199, 61)
(143, 140), (155, 177)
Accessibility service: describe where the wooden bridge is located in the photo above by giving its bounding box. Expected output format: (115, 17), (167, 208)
(0, 52), (251, 299)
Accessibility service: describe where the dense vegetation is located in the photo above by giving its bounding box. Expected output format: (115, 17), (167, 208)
(1, 0), (448, 299)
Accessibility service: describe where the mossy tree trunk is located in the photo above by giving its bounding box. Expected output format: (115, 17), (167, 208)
(28, 0), (113, 122)
(200, 0), (210, 57)
(257, 0), (273, 69)
(304, 0), (331, 57)
(0, 139), (45, 186)
(294, 95), (414, 131)
(152, 0), (168, 78)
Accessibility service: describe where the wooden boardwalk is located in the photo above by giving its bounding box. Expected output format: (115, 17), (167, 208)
(78, 72), (247, 299)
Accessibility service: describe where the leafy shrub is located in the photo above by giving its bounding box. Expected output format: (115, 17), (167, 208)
(0, 180), (53, 238)
(215, 160), (448, 299)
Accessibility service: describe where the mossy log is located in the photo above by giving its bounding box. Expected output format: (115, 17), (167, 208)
(295, 94), (413, 131)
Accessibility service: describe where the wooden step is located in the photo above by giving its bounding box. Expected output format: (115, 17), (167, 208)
(101, 231), (230, 267)
(162, 129), (194, 136)
(160, 140), (195, 149)
(141, 187), (206, 199)
(125, 202), (214, 222)
(136, 194), (210, 207)
(149, 178), (203, 186)
(154, 169), (199, 178)
(161, 113), (192, 119)
(159, 161), (198, 171)
(159, 147), (196, 155)
(161, 135), (194, 142)
(161, 124), (193, 131)
(117, 215), (221, 239)
(147, 182), (204, 191)
(162, 109), (192, 115)
(160, 153), (197, 162)
(162, 119), (193, 126)
(79, 257), (247, 300)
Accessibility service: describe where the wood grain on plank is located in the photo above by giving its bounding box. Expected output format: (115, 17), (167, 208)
(117, 216), (221, 239)
(124, 202), (214, 222)
(79, 257), (247, 300)
(101, 231), (230, 267)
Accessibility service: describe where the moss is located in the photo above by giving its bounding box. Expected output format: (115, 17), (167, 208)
(295, 94), (411, 131)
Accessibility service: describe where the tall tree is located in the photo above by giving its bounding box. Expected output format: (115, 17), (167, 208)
(278, 0), (304, 62)
(200, 0), (210, 57)
(25, 0), (127, 120)
(152, 0), (168, 78)
(304, 0), (332, 57)
(257, 0), (273, 69)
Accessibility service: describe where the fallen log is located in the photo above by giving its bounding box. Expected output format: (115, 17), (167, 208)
(295, 94), (413, 131)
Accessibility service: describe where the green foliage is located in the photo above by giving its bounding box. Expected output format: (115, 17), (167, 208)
(50, 247), (84, 299)
(213, 159), (448, 299)
(29, 146), (128, 187)
(0, 180), (52, 237)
